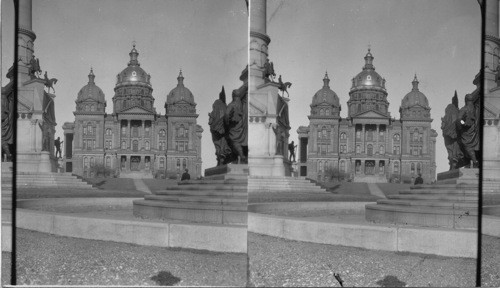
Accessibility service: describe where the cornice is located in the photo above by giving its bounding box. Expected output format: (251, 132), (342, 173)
(250, 31), (271, 45)
(18, 27), (36, 40)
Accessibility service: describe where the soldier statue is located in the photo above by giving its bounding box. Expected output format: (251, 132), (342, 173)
(29, 55), (42, 79)
(263, 59), (275, 82)
(457, 93), (480, 168)
(441, 91), (463, 170)
(208, 86), (232, 166)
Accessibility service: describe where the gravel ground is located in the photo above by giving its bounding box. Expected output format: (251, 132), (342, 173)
(15, 229), (247, 286)
(481, 235), (500, 287)
(2, 252), (12, 285)
(248, 233), (476, 287)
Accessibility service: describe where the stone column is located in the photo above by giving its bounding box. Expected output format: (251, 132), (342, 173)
(485, 0), (500, 95)
(18, 0), (36, 83)
(249, 0), (270, 91)
(127, 120), (131, 148)
(362, 125), (365, 152)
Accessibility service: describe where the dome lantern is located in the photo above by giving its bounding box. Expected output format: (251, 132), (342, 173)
(177, 69), (184, 86)
(323, 71), (330, 88)
(364, 48), (374, 70)
(88, 67), (95, 84)
(128, 42), (140, 66)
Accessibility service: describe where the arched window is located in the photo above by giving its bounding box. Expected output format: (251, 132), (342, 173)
(106, 128), (112, 136)
(394, 161), (399, 173)
(411, 163), (415, 174)
(87, 123), (93, 135)
(417, 162), (421, 173)
(160, 158), (165, 169)
(145, 126), (150, 137)
(379, 145), (385, 154)
(356, 130), (361, 139)
(325, 109), (330, 116)
(357, 103), (362, 112)
(367, 144), (373, 156)
(176, 159), (181, 170)
(83, 157), (89, 169)
(340, 132), (346, 140)
(320, 109), (325, 116)
(121, 140), (126, 149)
(159, 129), (166, 137)
(319, 161), (324, 173)
(322, 126), (327, 138)
(132, 140), (138, 152)
(90, 157), (95, 167)
(340, 160), (346, 172)
(145, 141), (150, 150)
(393, 134), (400, 141)
(178, 127), (185, 137)
(182, 158), (187, 169)
(413, 129), (419, 141)
(356, 145), (360, 154)
(85, 104), (89, 111)
(91, 104), (96, 112)
(83, 140), (87, 150)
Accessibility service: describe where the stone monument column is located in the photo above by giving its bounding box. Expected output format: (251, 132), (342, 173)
(248, 0), (291, 176)
(484, 0), (500, 182)
(16, 0), (57, 173)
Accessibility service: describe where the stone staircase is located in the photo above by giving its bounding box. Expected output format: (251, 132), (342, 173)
(365, 168), (478, 229)
(133, 164), (248, 225)
(2, 163), (13, 252)
(16, 172), (96, 189)
(248, 176), (327, 193)
(119, 171), (154, 179)
(353, 174), (388, 183)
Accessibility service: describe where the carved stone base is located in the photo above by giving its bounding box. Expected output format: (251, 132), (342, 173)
(437, 167), (478, 185)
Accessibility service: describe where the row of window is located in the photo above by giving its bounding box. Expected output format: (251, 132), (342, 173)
(315, 160), (423, 175)
(175, 141), (189, 152)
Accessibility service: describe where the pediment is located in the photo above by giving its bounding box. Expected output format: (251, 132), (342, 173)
(353, 109), (389, 118)
(120, 106), (154, 114)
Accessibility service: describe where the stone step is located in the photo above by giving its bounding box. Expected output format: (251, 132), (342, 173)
(133, 200), (247, 225)
(399, 189), (478, 196)
(365, 203), (477, 229)
(16, 183), (96, 189)
(165, 184), (247, 191)
(388, 194), (477, 202)
(377, 199), (479, 208)
(16, 175), (82, 180)
(410, 184), (477, 190)
(179, 179), (248, 185)
(155, 189), (247, 197)
(144, 194), (247, 205)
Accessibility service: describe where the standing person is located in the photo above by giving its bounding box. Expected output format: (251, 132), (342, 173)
(414, 173), (423, 185)
(54, 137), (63, 158)
(288, 141), (297, 162)
(181, 169), (190, 181)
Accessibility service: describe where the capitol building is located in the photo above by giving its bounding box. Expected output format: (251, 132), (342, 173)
(62, 44), (203, 179)
(297, 49), (437, 183)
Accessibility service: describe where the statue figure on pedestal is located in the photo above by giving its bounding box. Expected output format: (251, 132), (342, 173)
(263, 59), (275, 82)
(1, 90), (14, 162)
(224, 85), (248, 164)
(29, 55), (42, 79)
(277, 75), (292, 97)
(208, 86), (232, 166)
(39, 121), (50, 152)
(44, 71), (58, 94)
(457, 93), (480, 168)
(441, 91), (463, 170)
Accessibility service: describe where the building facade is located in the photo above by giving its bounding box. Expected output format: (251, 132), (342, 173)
(62, 45), (203, 178)
(297, 50), (437, 183)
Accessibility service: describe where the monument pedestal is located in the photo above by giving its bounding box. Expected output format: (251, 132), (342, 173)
(133, 164), (248, 225)
(366, 168), (478, 229)
(1, 162), (13, 252)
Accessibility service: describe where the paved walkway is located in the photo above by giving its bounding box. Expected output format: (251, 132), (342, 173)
(133, 179), (152, 194)
(367, 183), (386, 198)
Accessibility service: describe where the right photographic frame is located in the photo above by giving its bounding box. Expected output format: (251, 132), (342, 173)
(247, 0), (492, 286)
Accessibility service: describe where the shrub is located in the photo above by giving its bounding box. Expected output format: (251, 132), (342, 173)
(89, 163), (114, 178)
(324, 166), (348, 182)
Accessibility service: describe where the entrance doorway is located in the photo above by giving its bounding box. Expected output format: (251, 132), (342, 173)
(130, 156), (140, 171)
(365, 160), (375, 175)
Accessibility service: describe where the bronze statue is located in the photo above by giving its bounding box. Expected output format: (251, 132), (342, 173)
(1, 90), (14, 162)
(441, 91), (463, 170)
(457, 93), (480, 168)
(263, 59), (275, 82)
(278, 75), (292, 97)
(39, 122), (50, 152)
(29, 55), (42, 79)
(44, 71), (58, 94)
(208, 86), (232, 166)
(224, 85), (248, 164)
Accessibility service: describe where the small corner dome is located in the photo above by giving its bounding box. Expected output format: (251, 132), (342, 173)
(311, 72), (340, 107)
(166, 70), (195, 105)
(401, 75), (430, 109)
(77, 68), (105, 103)
(116, 43), (151, 86)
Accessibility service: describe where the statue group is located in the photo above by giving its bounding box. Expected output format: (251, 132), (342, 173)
(441, 91), (480, 170)
(209, 85), (248, 166)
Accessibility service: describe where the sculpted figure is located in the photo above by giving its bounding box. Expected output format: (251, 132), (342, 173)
(38, 122), (50, 152)
(440, 92), (463, 170)
(263, 59), (275, 82)
(29, 55), (42, 79)
(277, 75), (292, 97)
(208, 86), (232, 166)
(44, 71), (58, 94)
(1, 91), (14, 161)
(457, 93), (480, 168)
(224, 85), (248, 164)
